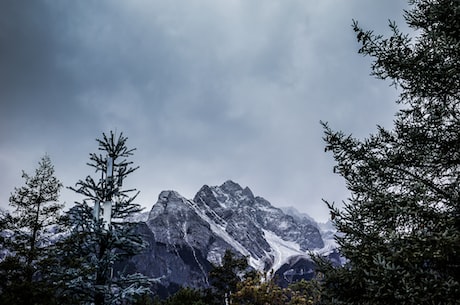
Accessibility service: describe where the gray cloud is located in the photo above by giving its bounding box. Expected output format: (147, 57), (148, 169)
(0, 0), (409, 221)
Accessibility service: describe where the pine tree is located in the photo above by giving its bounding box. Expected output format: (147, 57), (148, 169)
(0, 155), (63, 304)
(161, 287), (207, 305)
(232, 270), (287, 305)
(286, 278), (322, 305)
(316, 0), (460, 304)
(209, 250), (249, 305)
(58, 131), (150, 305)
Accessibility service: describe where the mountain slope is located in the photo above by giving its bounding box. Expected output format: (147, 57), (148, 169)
(130, 180), (335, 293)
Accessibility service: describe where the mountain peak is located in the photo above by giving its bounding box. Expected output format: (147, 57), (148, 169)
(219, 180), (243, 193)
(148, 190), (190, 221)
(242, 186), (254, 199)
(130, 181), (336, 295)
(218, 180), (255, 201)
(158, 190), (184, 203)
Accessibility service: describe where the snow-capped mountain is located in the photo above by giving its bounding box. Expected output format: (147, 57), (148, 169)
(281, 206), (339, 257)
(126, 180), (338, 294)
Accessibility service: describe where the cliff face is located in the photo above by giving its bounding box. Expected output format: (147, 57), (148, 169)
(127, 180), (335, 294)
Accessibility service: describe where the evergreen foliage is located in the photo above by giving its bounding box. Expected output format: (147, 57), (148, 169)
(316, 0), (460, 304)
(286, 278), (322, 305)
(58, 132), (151, 305)
(161, 287), (207, 305)
(231, 272), (322, 305)
(232, 270), (287, 305)
(209, 249), (249, 303)
(0, 155), (64, 304)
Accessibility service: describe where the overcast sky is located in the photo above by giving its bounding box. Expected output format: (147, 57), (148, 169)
(0, 0), (410, 222)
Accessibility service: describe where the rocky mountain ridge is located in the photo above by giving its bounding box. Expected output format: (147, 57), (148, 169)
(127, 180), (338, 295)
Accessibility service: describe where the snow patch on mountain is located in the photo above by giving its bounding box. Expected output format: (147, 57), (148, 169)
(281, 206), (339, 254)
(138, 180), (340, 291)
(263, 229), (306, 273)
(187, 196), (262, 268)
(280, 206), (318, 225)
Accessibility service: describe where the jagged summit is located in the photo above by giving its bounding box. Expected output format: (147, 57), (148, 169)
(220, 180), (243, 193)
(130, 181), (336, 294)
(217, 179), (254, 196)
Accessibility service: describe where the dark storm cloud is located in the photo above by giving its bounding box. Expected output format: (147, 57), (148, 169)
(0, 2), (76, 124)
(1, 0), (409, 221)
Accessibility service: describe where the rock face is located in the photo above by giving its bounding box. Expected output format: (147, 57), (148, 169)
(129, 180), (335, 295)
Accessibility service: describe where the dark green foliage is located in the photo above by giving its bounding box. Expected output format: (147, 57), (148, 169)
(161, 288), (207, 305)
(209, 249), (249, 301)
(287, 278), (322, 305)
(58, 132), (151, 304)
(132, 293), (162, 305)
(232, 271), (287, 305)
(145, 288), (221, 305)
(0, 155), (64, 305)
(316, 0), (460, 304)
(151, 257), (323, 305)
